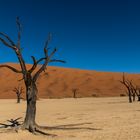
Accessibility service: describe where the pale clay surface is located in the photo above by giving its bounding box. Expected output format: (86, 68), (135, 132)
(0, 97), (140, 140)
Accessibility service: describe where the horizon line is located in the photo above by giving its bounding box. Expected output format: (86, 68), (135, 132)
(0, 62), (140, 74)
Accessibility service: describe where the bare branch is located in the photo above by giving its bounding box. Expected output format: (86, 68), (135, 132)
(13, 88), (18, 92)
(119, 80), (129, 89)
(31, 56), (36, 64)
(0, 18), (27, 78)
(49, 48), (57, 59)
(122, 72), (125, 82)
(14, 51), (27, 76)
(44, 33), (51, 50)
(16, 17), (22, 49)
(28, 33), (59, 76)
(28, 56), (46, 73)
(0, 37), (15, 49)
(0, 32), (15, 46)
(119, 72), (135, 103)
(0, 64), (22, 73)
(33, 60), (49, 82)
(44, 47), (49, 57)
(119, 72), (130, 88)
(44, 33), (51, 58)
(49, 59), (66, 63)
(13, 86), (24, 103)
(27, 56), (37, 73)
(33, 48), (54, 81)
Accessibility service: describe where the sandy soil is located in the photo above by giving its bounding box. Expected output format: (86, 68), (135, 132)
(0, 97), (140, 140)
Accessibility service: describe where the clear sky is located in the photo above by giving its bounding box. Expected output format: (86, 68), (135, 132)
(0, 0), (140, 73)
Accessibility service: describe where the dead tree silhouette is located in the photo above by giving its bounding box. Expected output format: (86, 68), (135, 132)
(128, 82), (140, 101)
(119, 72), (132, 103)
(72, 88), (79, 98)
(136, 87), (140, 101)
(119, 72), (140, 102)
(0, 17), (65, 135)
(13, 86), (24, 103)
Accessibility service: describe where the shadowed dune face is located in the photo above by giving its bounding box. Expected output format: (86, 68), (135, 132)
(0, 63), (140, 99)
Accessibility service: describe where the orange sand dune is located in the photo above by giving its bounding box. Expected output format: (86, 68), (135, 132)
(0, 63), (140, 99)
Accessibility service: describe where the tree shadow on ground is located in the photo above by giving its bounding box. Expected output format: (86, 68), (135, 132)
(38, 122), (102, 131)
(0, 120), (102, 137)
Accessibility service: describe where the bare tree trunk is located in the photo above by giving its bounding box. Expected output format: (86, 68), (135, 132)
(128, 91), (132, 103)
(73, 91), (76, 98)
(132, 93), (135, 102)
(23, 81), (37, 132)
(17, 95), (20, 103)
(137, 95), (140, 101)
(72, 89), (78, 98)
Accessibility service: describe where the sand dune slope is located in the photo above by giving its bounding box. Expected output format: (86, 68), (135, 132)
(0, 63), (140, 98)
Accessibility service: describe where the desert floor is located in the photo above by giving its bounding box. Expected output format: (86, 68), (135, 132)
(0, 97), (140, 140)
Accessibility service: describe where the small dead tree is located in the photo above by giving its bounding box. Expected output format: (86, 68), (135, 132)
(119, 73), (140, 102)
(72, 88), (78, 98)
(132, 87), (136, 102)
(0, 18), (65, 134)
(125, 80), (136, 102)
(0, 117), (22, 129)
(136, 87), (140, 101)
(129, 83), (140, 102)
(124, 76), (140, 102)
(13, 86), (24, 103)
(119, 72), (132, 103)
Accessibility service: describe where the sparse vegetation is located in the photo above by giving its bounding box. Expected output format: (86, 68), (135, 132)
(92, 93), (98, 97)
(72, 88), (79, 98)
(13, 86), (24, 103)
(119, 72), (140, 103)
(120, 93), (126, 97)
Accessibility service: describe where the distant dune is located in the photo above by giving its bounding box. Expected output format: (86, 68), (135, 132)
(0, 63), (140, 99)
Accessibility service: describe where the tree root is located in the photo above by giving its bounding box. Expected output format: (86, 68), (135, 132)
(35, 128), (57, 136)
(0, 120), (57, 137)
(0, 117), (22, 129)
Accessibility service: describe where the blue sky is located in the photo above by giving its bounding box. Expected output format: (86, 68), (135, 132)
(0, 0), (140, 73)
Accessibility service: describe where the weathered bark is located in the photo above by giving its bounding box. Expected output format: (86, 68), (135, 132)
(128, 91), (132, 103)
(137, 95), (140, 101)
(132, 93), (135, 102)
(23, 81), (37, 132)
(17, 95), (20, 103)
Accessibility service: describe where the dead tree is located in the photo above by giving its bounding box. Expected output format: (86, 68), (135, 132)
(124, 76), (140, 102)
(72, 88), (79, 98)
(119, 72), (132, 103)
(0, 17), (65, 134)
(130, 83), (140, 102)
(13, 86), (24, 103)
(136, 87), (140, 101)
(132, 87), (136, 102)
(0, 117), (22, 129)
(125, 80), (136, 102)
(119, 72), (140, 102)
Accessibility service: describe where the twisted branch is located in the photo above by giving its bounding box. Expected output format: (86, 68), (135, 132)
(0, 64), (22, 73)
(0, 32), (15, 46)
